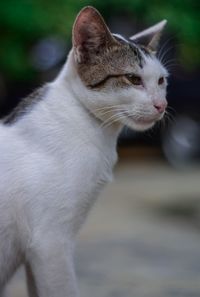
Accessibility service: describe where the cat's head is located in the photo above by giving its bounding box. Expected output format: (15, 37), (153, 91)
(71, 6), (168, 131)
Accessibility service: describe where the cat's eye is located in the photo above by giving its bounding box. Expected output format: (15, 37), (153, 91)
(125, 74), (143, 86)
(158, 77), (164, 85)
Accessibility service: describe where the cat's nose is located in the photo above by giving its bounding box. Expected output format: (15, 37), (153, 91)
(154, 101), (167, 113)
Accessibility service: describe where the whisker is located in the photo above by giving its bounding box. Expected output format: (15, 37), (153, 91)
(163, 59), (178, 67)
(100, 113), (122, 128)
(167, 106), (177, 115)
(96, 108), (124, 118)
(101, 112), (126, 129)
(160, 46), (175, 65)
(163, 111), (175, 128)
(158, 37), (174, 61)
(102, 116), (125, 129)
(93, 105), (123, 113)
(164, 60), (180, 69)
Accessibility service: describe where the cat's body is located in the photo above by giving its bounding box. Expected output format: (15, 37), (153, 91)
(0, 7), (168, 297)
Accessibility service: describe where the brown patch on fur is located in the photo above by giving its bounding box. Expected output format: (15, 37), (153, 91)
(88, 74), (132, 90)
(76, 43), (140, 89)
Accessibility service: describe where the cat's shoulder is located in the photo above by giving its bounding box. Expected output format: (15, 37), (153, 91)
(2, 84), (49, 125)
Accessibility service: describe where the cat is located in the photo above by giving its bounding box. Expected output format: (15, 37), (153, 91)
(0, 6), (168, 297)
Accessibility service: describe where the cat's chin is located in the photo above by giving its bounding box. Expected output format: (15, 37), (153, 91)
(121, 117), (156, 131)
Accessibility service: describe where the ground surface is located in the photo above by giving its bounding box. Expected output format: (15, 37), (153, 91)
(4, 158), (200, 297)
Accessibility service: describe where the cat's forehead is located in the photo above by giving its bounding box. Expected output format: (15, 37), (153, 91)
(113, 33), (167, 76)
(112, 33), (152, 67)
(100, 33), (160, 75)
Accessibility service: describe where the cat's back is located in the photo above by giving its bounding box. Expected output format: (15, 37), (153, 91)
(0, 118), (56, 201)
(0, 123), (23, 164)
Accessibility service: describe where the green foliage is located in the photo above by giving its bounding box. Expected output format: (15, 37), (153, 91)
(0, 0), (199, 80)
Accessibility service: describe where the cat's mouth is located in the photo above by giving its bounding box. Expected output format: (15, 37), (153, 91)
(122, 112), (163, 131)
(132, 117), (157, 125)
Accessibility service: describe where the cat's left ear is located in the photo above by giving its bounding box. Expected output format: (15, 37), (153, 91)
(130, 20), (167, 52)
(72, 6), (117, 63)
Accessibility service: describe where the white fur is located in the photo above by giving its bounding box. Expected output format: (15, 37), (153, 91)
(0, 49), (167, 297)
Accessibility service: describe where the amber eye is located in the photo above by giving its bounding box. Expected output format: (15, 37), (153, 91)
(126, 74), (143, 86)
(158, 77), (164, 85)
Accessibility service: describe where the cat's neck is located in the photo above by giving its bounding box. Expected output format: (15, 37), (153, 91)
(12, 50), (121, 156)
(54, 49), (123, 138)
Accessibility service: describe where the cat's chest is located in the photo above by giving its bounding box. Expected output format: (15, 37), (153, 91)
(61, 143), (117, 190)
(44, 142), (117, 234)
(56, 124), (118, 191)
(60, 144), (117, 234)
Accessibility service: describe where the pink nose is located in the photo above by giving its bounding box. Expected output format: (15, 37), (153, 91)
(154, 102), (167, 113)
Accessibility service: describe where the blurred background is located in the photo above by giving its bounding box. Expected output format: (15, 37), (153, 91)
(1, 1), (200, 297)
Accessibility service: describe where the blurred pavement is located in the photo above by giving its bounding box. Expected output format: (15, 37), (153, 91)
(4, 158), (200, 297)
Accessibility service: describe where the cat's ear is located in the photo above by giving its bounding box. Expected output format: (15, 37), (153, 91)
(72, 6), (116, 63)
(129, 20), (167, 52)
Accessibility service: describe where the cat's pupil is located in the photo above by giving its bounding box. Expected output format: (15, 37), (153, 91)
(158, 77), (164, 85)
(126, 74), (142, 86)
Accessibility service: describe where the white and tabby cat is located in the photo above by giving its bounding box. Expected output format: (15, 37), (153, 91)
(0, 6), (168, 297)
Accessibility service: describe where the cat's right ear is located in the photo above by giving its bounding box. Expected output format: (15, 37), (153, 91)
(130, 20), (167, 52)
(72, 6), (116, 63)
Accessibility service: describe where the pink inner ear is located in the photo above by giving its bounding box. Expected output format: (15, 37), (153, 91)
(73, 6), (114, 50)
